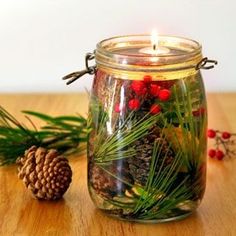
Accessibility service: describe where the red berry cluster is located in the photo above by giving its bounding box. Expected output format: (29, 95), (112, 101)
(114, 75), (173, 114)
(115, 75), (172, 114)
(207, 129), (236, 160)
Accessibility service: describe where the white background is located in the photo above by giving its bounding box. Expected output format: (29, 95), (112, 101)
(0, 0), (235, 93)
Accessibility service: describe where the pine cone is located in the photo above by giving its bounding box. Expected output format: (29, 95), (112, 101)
(127, 127), (175, 186)
(17, 146), (72, 200)
(89, 161), (134, 199)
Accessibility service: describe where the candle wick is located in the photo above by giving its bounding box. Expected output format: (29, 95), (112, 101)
(153, 44), (156, 51)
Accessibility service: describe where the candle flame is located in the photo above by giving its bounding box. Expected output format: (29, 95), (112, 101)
(151, 30), (158, 51)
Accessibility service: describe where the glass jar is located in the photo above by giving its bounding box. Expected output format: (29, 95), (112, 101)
(85, 35), (215, 222)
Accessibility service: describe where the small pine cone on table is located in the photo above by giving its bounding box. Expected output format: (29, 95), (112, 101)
(17, 146), (72, 200)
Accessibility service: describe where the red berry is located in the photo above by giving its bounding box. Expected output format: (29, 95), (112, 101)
(158, 89), (171, 101)
(149, 84), (161, 97)
(222, 131), (231, 139)
(207, 129), (216, 138)
(192, 107), (205, 117)
(150, 104), (161, 115)
(208, 149), (216, 158)
(199, 107), (205, 115)
(128, 99), (140, 110)
(140, 87), (148, 95)
(143, 75), (152, 83)
(131, 81), (147, 96)
(216, 150), (225, 160)
(114, 103), (124, 113)
(192, 110), (199, 116)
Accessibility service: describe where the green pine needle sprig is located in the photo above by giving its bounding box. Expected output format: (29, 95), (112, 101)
(0, 106), (89, 165)
(93, 111), (163, 164)
(97, 131), (192, 220)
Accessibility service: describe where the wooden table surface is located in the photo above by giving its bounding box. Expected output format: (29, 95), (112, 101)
(0, 93), (236, 236)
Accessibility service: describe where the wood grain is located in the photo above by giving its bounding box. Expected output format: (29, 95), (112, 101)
(0, 93), (236, 236)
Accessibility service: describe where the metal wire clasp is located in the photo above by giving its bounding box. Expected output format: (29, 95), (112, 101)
(62, 52), (96, 85)
(196, 57), (218, 70)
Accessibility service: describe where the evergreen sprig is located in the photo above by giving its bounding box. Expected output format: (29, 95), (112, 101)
(0, 106), (89, 165)
(100, 124), (192, 220)
(173, 82), (207, 170)
(93, 111), (162, 164)
(132, 140), (190, 220)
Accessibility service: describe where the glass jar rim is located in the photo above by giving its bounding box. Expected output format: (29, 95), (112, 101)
(95, 34), (202, 72)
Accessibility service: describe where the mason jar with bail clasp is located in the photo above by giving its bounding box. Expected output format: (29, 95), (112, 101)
(64, 34), (217, 222)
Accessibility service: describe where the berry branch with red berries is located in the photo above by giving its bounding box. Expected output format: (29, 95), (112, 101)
(208, 129), (236, 160)
(114, 75), (173, 115)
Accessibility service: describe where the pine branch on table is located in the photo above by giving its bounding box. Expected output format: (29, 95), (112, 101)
(0, 106), (89, 165)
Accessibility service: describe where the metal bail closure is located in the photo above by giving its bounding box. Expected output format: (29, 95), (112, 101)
(62, 52), (96, 85)
(195, 57), (218, 70)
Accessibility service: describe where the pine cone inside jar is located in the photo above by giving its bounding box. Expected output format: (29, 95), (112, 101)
(17, 146), (72, 200)
(89, 161), (134, 199)
(127, 127), (175, 186)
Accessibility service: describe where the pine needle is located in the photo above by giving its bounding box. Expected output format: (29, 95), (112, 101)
(0, 106), (89, 165)
(93, 111), (162, 163)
